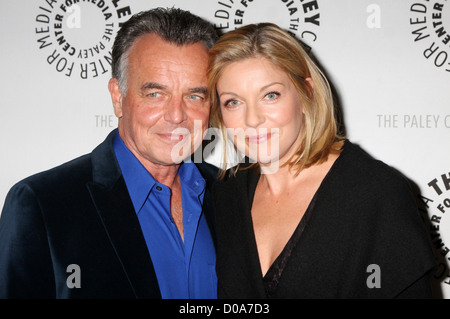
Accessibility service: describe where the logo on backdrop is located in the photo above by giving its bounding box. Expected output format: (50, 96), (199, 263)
(418, 172), (450, 285)
(35, 0), (133, 80)
(212, 0), (321, 51)
(409, 0), (450, 73)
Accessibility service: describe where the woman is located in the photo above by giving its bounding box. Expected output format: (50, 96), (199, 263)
(208, 23), (436, 298)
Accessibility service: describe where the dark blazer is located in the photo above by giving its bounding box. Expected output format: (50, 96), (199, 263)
(213, 141), (437, 299)
(0, 129), (218, 299)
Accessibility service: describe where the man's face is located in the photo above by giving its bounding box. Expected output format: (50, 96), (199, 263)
(109, 33), (210, 167)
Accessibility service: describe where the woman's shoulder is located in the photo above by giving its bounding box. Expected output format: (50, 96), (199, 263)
(337, 140), (412, 192)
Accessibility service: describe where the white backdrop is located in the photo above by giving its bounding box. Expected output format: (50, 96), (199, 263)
(1, 0), (449, 298)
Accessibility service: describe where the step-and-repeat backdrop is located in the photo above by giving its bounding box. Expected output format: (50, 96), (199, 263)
(0, 0), (449, 298)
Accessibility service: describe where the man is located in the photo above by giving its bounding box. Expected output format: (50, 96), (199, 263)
(0, 8), (218, 299)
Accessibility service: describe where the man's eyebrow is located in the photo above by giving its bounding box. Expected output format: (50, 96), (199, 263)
(189, 87), (208, 95)
(140, 83), (208, 95)
(141, 82), (167, 91)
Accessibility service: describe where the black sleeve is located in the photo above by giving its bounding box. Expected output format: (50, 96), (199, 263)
(367, 172), (438, 299)
(0, 182), (56, 298)
(395, 271), (435, 299)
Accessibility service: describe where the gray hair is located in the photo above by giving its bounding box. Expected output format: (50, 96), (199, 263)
(111, 7), (218, 94)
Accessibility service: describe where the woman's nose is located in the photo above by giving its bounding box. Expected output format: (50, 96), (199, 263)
(245, 105), (265, 128)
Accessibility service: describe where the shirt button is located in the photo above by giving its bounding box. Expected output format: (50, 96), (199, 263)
(156, 186), (162, 191)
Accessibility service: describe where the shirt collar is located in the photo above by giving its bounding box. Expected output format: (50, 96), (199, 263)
(113, 132), (157, 213)
(179, 158), (206, 198)
(113, 132), (206, 212)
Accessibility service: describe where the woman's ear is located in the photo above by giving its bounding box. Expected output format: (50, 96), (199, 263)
(305, 77), (314, 90)
(304, 77), (314, 98)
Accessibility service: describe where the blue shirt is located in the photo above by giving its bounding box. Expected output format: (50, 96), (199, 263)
(113, 132), (217, 299)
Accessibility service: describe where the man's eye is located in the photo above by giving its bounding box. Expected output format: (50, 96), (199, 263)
(189, 95), (203, 101)
(148, 92), (161, 98)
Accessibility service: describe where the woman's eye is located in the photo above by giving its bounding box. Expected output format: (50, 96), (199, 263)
(265, 92), (280, 100)
(223, 99), (239, 108)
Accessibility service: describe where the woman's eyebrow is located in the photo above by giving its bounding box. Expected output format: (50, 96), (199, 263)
(218, 82), (284, 97)
(259, 82), (284, 93)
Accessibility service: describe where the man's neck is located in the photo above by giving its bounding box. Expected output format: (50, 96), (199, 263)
(143, 161), (181, 189)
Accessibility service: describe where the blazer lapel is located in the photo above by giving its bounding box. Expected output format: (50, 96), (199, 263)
(87, 130), (161, 299)
(195, 162), (218, 247)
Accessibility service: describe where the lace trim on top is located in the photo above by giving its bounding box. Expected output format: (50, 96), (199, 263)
(262, 192), (318, 298)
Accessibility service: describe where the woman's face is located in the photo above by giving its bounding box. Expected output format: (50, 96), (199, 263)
(217, 57), (306, 169)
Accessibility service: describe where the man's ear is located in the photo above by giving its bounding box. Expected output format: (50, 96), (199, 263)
(108, 78), (123, 118)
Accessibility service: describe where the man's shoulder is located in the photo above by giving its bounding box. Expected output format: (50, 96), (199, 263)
(13, 153), (93, 194)
(10, 130), (118, 195)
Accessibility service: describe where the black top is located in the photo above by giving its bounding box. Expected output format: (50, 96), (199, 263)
(212, 140), (436, 299)
(262, 190), (317, 298)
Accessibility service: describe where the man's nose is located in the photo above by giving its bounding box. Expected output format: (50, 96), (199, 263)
(164, 97), (188, 124)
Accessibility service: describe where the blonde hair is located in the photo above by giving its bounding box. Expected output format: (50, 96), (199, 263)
(208, 23), (345, 177)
